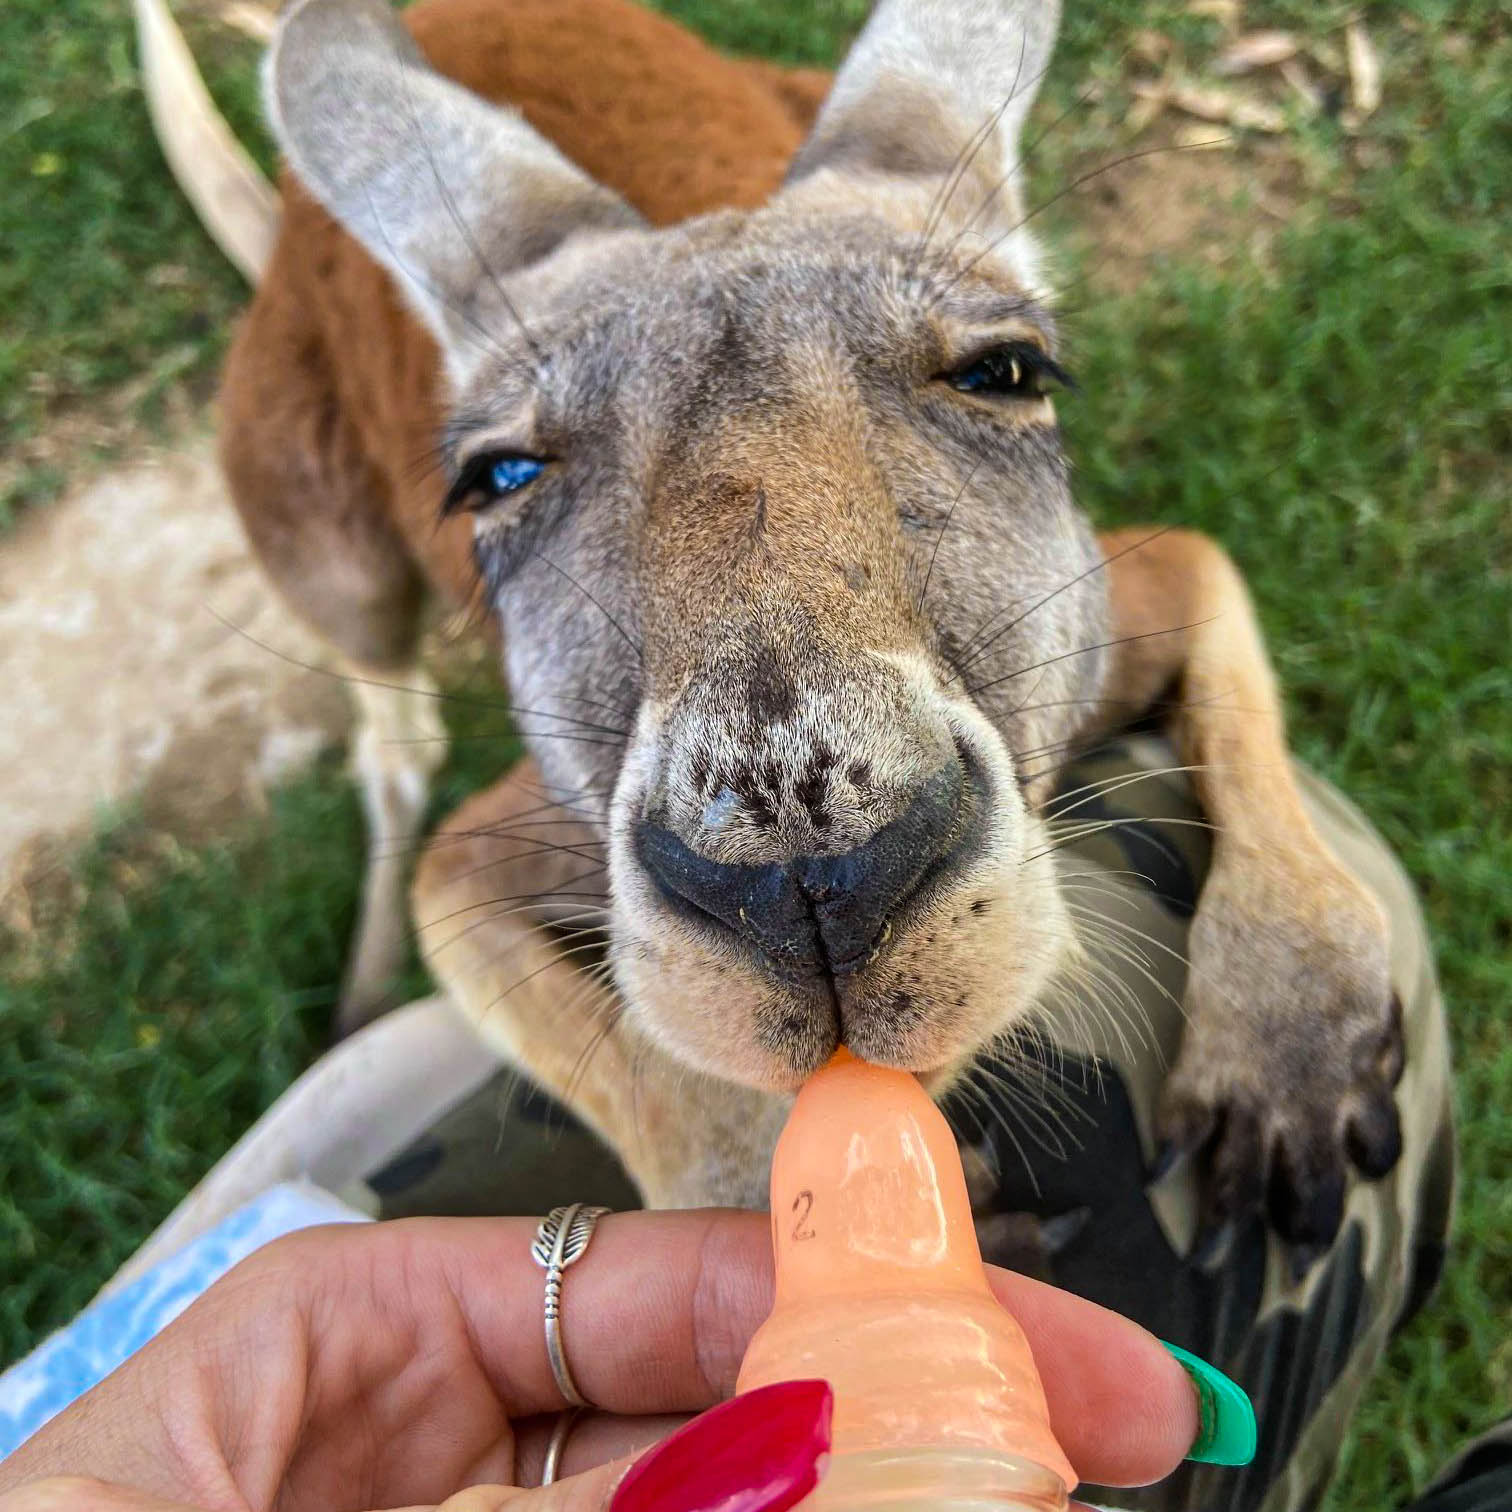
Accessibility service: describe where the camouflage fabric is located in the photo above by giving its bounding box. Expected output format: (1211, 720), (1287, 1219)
(1409, 1418), (1512, 1512)
(364, 735), (1455, 1512)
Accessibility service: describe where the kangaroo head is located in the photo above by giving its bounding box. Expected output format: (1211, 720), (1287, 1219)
(270, 0), (1107, 1091)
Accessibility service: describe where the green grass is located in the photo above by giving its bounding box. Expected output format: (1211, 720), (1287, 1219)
(1053, 20), (1511, 1505)
(1, 1), (1507, 1507)
(0, 0), (268, 520)
(0, 705), (518, 1357)
(0, 781), (355, 1342)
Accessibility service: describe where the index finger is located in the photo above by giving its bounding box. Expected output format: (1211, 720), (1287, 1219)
(328, 1209), (1194, 1488)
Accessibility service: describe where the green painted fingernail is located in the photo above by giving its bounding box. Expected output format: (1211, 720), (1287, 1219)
(1161, 1341), (1257, 1467)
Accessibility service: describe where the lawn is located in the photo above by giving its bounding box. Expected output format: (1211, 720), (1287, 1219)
(0, 1), (1507, 1507)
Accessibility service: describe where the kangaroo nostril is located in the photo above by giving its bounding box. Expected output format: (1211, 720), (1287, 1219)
(635, 759), (971, 983)
(797, 762), (963, 973)
(634, 824), (821, 977)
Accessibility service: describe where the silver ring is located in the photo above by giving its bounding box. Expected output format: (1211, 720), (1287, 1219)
(541, 1408), (581, 1486)
(531, 1203), (610, 1409)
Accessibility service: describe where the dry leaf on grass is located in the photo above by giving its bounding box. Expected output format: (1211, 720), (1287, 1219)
(1305, 37), (1347, 76)
(1164, 81), (1288, 134)
(1130, 28), (1173, 66)
(1125, 95), (1169, 135)
(1125, 83), (1171, 135)
(1346, 18), (1383, 117)
(1279, 58), (1324, 114)
(1173, 123), (1232, 151)
(1214, 31), (1299, 76)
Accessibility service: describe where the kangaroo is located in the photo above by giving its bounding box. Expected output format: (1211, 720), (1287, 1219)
(145, 0), (1405, 1244)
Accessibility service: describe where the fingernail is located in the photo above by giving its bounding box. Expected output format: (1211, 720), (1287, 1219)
(610, 1379), (833, 1512)
(1161, 1342), (1257, 1467)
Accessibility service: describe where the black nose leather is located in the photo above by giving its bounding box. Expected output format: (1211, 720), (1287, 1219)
(635, 764), (965, 981)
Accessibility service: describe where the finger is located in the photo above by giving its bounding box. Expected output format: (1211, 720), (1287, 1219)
(511, 1414), (688, 1487)
(986, 1268), (1199, 1487)
(297, 1209), (1196, 1488)
(346, 1210), (775, 1419)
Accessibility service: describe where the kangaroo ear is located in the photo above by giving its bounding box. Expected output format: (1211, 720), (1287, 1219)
(783, 0), (1061, 284)
(265, 0), (641, 367)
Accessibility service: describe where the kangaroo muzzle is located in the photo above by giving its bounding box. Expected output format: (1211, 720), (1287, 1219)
(636, 757), (983, 983)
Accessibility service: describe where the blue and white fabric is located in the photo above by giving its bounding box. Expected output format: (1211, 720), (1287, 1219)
(0, 1181), (369, 1461)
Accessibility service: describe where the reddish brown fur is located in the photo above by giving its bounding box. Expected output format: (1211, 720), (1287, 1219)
(219, 0), (830, 651)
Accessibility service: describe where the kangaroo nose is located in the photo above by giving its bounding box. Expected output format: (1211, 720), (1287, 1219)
(635, 764), (965, 981)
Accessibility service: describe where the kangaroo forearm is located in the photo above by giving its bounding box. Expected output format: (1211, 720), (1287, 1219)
(1101, 528), (1318, 854)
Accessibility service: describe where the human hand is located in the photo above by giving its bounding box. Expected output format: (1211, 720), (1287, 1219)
(0, 1210), (1200, 1512)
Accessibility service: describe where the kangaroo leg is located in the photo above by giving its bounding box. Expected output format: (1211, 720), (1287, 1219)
(1088, 528), (1404, 1255)
(338, 667), (448, 1030)
(219, 298), (450, 1035)
(413, 759), (787, 1209)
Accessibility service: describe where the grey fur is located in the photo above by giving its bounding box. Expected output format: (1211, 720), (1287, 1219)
(265, 0), (641, 367)
(789, 0), (1063, 289)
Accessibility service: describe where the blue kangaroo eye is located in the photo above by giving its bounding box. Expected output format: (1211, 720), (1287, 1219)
(490, 456), (545, 494)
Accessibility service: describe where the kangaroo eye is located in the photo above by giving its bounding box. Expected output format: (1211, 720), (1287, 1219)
(489, 455), (545, 494)
(945, 342), (1074, 399)
(443, 452), (548, 516)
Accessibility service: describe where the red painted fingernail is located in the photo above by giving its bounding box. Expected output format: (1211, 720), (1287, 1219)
(610, 1379), (833, 1512)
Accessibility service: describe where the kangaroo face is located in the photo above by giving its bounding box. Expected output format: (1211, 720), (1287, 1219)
(438, 206), (1103, 1087)
(269, 0), (1102, 1090)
